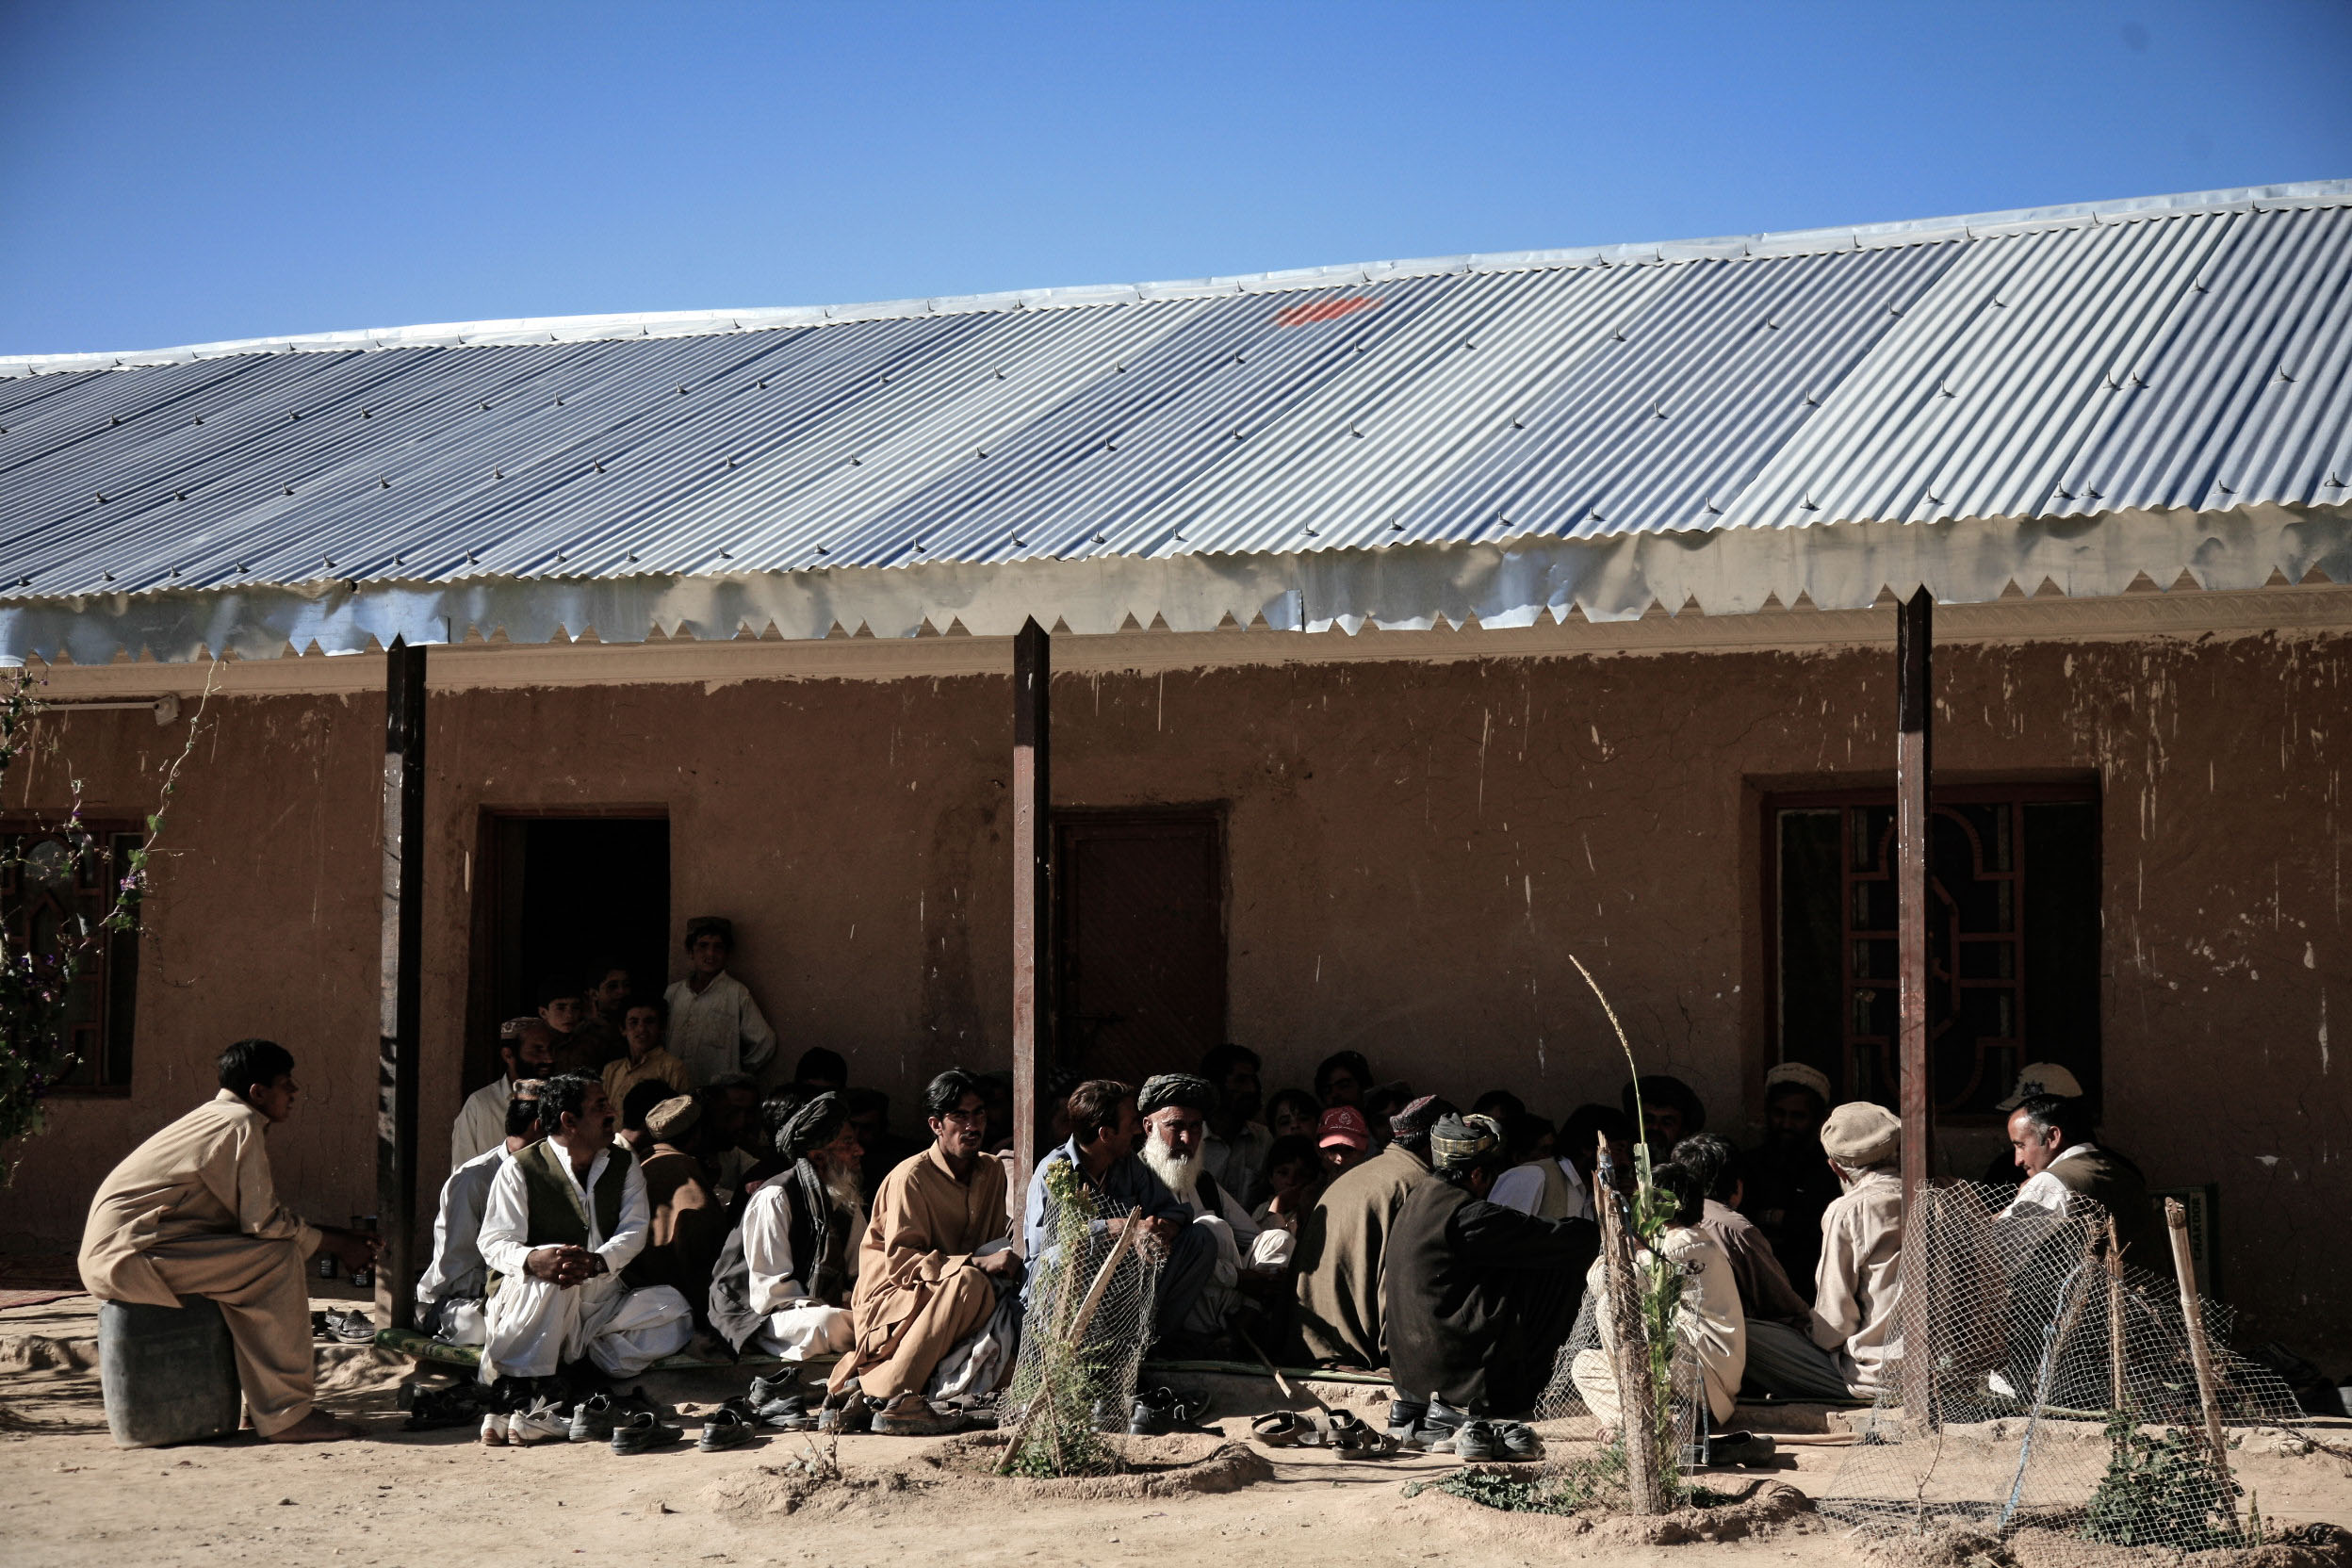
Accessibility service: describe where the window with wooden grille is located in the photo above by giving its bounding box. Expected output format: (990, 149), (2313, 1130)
(1768, 785), (2099, 1119)
(1, 825), (141, 1093)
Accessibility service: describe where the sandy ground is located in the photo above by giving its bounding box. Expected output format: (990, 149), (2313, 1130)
(5, 1302), (2349, 1568)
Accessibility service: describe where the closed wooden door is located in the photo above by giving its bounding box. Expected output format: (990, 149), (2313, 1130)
(1054, 810), (1226, 1085)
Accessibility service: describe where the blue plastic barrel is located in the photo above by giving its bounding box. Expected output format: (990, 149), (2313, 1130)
(97, 1296), (243, 1447)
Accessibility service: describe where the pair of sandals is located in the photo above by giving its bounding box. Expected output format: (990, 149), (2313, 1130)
(1250, 1408), (1404, 1457)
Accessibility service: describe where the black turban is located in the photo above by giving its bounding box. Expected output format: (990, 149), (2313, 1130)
(776, 1091), (848, 1160)
(1137, 1073), (1217, 1116)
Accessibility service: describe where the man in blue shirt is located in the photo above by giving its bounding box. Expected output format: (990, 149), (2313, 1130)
(1023, 1078), (1217, 1347)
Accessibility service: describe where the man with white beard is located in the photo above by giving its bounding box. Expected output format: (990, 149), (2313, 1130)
(709, 1091), (868, 1364)
(1136, 1074), (1290, 1340)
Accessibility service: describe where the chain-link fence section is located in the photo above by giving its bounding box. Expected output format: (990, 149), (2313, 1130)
(996, 1161), (1161, 1477)
(1820, 1183), (2304, 1562)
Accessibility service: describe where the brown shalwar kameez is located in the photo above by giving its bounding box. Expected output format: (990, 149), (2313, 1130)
(76, 1090), (321, 1436)
(827, 1143), (1008, 1400)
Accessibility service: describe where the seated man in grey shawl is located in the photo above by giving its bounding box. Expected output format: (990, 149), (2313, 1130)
(710, 1092), (867, 1364)
(416, 1081), (543, 1345)
(1136, 1072), (1292, 1339)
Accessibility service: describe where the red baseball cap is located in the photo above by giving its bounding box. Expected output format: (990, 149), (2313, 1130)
(1316, 1105), (1371, 1151)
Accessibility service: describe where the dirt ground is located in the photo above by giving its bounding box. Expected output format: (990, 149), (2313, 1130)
(6, 1322), (2350, 1568)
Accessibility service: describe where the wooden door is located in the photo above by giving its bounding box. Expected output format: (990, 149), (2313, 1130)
(1054, 810), (1226, 1085)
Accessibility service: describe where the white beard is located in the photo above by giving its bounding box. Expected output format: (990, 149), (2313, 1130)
(821, 1160), (865, 1217)
(1141, 1137), (1203, 1205)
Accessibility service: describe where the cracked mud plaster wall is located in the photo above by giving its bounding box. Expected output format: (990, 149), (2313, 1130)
(4, 629), (2344, 1351)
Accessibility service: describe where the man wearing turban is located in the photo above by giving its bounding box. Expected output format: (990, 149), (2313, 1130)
(1135, 1074), (1290, 1341)
(1383, 1114), (1599, 1446)
(710, 1090), (868, 1362)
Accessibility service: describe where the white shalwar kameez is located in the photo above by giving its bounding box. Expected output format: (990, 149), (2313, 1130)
(476, 1147), (692, 1381)
(739, 1182), (862, 1360)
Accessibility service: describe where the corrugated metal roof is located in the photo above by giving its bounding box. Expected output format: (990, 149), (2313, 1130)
(1, 181), (2345, 613)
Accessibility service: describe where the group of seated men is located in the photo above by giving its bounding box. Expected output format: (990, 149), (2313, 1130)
(77, 906), (2152, 1445)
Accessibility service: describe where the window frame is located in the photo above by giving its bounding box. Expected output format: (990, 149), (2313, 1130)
(1759, 780), (2100, 1126)
(0, 817), (144, 1097)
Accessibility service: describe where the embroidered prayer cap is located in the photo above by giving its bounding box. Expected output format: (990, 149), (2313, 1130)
(1429, 1112), (1504, 1170)
(498, 1016), (539, 1039)
(1764, 1062), (1833, 1104)
(683, 914), (735, 951)
(1995, 1062), (2083, 1112)
(1315, 1104), (1371, 1151)
(777, 1090), (848, 1158)
(1138, 1072), (1217, 1116)
(645, 1094), (701, 1142)
(1820, 1101), (1902, 1166)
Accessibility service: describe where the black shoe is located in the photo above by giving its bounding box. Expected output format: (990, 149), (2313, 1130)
(568, 1392), (622, 1444)
(611, 1410), (684, 1455)
(1705, 1430), (1777, 1468)
(698, 1402), (760, 1452)
(815, 1391), (872, 1434)
(1129, 1385), (1210, 1435)
(1494, 1421), (1543, 1462)
(748, 1371), (800, 1408)
(1387, 1398), (1429, 1443)
(1452, 1420), (1502, 1462)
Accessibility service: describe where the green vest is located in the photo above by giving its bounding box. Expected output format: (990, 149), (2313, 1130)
(488, 1141), (634, 1298)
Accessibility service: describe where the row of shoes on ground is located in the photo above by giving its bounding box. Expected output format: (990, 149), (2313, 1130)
(1246, 1407), (1400, 1455)
(1388, 1399), (1543, 1462)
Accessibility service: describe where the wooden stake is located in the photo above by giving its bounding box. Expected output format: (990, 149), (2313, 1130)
(2105, 1215), (2128, 1414)
(1596, 1133), (1666, 1514)
(997, 1204), (1142, 1474)
(1011, 617), (1052, 1209)
(2165, 1198), (2238, 1533)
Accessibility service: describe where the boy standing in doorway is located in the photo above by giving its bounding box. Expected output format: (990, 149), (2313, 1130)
(663, 916), (776, 1088)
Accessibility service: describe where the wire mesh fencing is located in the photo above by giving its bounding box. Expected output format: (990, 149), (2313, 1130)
(995, 1161), (1162, 1477)
(1820, 1182), (2304, 1564)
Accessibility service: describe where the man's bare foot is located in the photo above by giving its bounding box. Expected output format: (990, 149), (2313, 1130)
(265, 1410), (365, 1444)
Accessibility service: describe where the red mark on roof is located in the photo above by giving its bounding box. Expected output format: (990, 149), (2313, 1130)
(1274, 297), (1383, 328)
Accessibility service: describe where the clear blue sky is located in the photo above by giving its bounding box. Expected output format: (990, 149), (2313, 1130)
(3, 0), (2346, 356)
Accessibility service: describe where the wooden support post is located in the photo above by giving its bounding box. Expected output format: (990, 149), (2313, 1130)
(1895, 585), (1935, 1426)
(375, 638), (428, 1331)
(2166, 1198), (2238, 1532)
(1010, 617), (1052, 1210)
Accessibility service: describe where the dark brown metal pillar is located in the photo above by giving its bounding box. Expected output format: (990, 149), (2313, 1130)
(1895, 585), (1934, 1421)
(376, 638), (428, 1329)
(1010, 617), (1052, 1210)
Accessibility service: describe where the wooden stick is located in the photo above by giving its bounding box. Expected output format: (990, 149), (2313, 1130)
(997, 1205), (1144, 1474)
(1235, 1323), (1313, 1407)
(2165, 1198), (2238, 1532)
(1595, 1133), (1666, 1515)
(2105, 1215), (2128, 1415)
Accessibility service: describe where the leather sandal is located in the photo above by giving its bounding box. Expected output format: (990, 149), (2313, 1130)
(1250, 1411), (1312, 1447)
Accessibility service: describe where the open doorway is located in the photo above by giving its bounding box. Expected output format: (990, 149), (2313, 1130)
(468, 813), (670, 1090)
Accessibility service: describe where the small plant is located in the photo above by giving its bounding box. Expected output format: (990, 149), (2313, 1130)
(2081, 1409), (2246, 1552)
(0, 669), (209, 1178)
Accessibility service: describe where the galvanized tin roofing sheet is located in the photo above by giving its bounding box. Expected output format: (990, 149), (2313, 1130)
(1, 182), (2346, 628)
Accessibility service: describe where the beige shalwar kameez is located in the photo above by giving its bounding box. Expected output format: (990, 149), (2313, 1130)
(827, 1144), (1008, 1400)
(76, 1090), (322, 1436)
